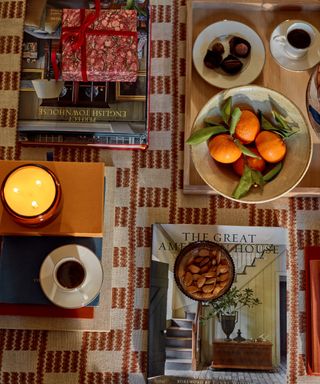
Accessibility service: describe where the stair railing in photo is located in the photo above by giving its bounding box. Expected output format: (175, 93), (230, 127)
(191, 301), (202, 370)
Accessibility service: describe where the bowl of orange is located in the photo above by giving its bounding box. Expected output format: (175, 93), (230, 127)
(188, 85), (312, 203)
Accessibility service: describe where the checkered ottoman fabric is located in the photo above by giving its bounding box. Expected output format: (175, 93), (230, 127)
(0, 1), (319, 383)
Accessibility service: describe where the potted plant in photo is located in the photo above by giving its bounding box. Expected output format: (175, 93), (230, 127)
(203, 286), (261, 340)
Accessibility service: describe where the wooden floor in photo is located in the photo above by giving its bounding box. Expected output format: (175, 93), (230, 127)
(160, 359), (286, 384)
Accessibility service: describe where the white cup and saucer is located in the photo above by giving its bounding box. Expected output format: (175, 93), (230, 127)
(39, 244), (103, 309)
(270, 20), (320, 71)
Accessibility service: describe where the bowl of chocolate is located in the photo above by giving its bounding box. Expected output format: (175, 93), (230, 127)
(174, 241), (235, 302)
(204, 36), (252, 75)
(193, 20), (265, 88)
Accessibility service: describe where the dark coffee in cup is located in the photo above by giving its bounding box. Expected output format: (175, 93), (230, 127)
(56, 260), (85, 289)
(287, 28), (311, 49)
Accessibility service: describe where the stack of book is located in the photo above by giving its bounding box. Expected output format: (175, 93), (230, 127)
(0, 236), (102, 319)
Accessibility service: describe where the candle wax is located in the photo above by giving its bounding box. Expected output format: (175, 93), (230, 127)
(3, 166), (57, 217)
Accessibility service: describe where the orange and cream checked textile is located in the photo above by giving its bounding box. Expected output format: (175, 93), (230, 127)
(0, 1), (319, 383)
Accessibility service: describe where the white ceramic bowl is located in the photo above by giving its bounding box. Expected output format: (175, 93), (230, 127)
(190, 85), (313, 203)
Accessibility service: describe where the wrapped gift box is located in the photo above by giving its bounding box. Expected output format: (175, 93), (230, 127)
(61, 9), (138, 82)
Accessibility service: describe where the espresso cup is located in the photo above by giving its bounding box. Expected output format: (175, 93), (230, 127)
(53, 258), (86, 291)
(273, 21), (315, 59)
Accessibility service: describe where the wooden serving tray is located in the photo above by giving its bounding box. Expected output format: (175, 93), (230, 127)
(184, 0), (320, 196)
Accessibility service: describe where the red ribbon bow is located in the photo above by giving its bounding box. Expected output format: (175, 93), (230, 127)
(52, 0), (137, 83)
(68, 0), (101, 51)
(52, 0), (101, 82)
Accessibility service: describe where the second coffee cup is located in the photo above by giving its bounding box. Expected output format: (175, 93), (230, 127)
(273, 21), (315, 59)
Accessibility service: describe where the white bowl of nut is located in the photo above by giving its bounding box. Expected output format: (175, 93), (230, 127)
(174, 241), (235, 302)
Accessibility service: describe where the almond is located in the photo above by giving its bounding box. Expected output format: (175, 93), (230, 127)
(199, 264), (210, 274)
(187, 256), (195, 266)
(184, 271), (193, 286)
(212, 285), (224, 296)
(178, 269), (185, 279)
(218, 272), (230, 282)
(202, 284), (215, 293)
(194, 257), (203, 263)
(186, 285), (199, 294)
(217, 265), (229, 275)
(192, 274), (201, 281)
(203, 271), (216, 278)
(197, 276), (206, 288)
(188, 264), (200, 274)
(220, 257), (228, 266)
(198, 292), (214, 300)
(205, 277), (217, 285)
(215, 251), (221, 264)
(199, 257), (210, 267)
(198, 248), (210, 257)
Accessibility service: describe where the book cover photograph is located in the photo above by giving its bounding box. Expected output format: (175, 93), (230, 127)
(148, 224), (288, 382)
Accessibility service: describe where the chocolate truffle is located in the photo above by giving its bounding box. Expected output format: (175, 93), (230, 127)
(203, 49), (223, 69)
(220, 55), (243, 75)
(229, 36), (251, 58)
(211, 42), (225, 55)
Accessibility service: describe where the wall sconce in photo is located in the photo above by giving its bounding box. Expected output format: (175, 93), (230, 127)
(0, 164), (62, 226)
(32, 79), (65, 99)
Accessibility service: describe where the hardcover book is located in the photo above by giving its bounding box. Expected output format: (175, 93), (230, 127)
(18, 1), (150, 149)
(0, 166), (115, 331)
(0, 236), (102, 307)
(148, 224), (288, 379)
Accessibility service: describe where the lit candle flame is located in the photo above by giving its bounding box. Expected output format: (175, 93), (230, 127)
(3, 165), (56, 217)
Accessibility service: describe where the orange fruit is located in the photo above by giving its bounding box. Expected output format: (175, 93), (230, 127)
(234, 110), (260, 144)
(255, 131), (286, 163)
(247, 147), (266, 172)
(232, 148), (266, 176)
(232, 155), (245, 176)
(208, 134), (242, 164)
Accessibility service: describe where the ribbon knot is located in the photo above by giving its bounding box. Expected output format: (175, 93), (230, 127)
(54, 0), (138, 83)
(71, 3), (101, 50)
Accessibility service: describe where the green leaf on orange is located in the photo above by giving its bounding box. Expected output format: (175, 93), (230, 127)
(232, 166), (254, 199)
(204, 116), (224, 126)
(232, 166), (264, 199)
(259, 112), (278, 130)
(258, 110), (297, 138)
(251, 169), (265, 187)
(229, 107), (242, 135)
(186, 126), (228, 145)
(234, 139), (261, 159)
(221, 96), (232, 125)
(263, 162), (282, 182)
(272, 111), (290, 130)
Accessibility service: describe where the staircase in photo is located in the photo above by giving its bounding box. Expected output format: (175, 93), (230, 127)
(165, 246), (282, 370)
(232, 244), (280, 289)
(165, 312), (195, 371)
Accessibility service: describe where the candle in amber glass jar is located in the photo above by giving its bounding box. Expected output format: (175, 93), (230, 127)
(1, 164), (62, 226)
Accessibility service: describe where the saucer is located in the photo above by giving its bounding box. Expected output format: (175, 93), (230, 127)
(39, 244), (103, 309)
(306, 64), (320, 136)
(270, 20), (320, 71)
(193, 20), (265, 89)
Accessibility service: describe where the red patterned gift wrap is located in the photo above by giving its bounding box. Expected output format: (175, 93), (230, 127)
(61, 9), (138, 82)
